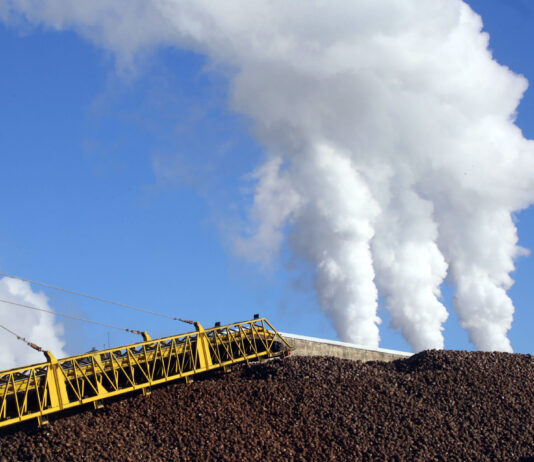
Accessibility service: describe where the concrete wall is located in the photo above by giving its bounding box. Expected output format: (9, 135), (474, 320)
(280, 333), (412, 362)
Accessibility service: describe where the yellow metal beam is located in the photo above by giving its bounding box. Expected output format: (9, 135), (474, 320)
(0, 318), (292, 428)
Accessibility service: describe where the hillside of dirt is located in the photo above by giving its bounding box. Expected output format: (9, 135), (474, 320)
(0, 350), (533, 461)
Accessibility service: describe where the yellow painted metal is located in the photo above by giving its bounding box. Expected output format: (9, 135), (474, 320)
(0, 318), (291, 428)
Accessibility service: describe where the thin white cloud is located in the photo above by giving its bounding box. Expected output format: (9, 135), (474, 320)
(0, 278), (66, 369)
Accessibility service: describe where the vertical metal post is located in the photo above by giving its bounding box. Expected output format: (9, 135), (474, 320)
(194, 323), (213, 370)
(44, 351), (70, 411)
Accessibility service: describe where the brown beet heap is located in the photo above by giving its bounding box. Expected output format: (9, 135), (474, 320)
(0, 350), (533, 461)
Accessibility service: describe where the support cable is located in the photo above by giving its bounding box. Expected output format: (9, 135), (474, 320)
(0, 272), (194, 325)
(0, 323), (43, 352)
(0, 298), (144, 335)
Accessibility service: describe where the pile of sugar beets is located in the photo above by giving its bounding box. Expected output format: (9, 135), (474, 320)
(0, 350), (533, 461)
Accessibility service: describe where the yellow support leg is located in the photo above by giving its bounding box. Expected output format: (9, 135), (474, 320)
(194, 323), (213, 370)
(45, 351), (70, 411)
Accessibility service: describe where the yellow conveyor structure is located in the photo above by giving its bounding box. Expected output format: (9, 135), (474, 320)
(0, 318), (291, 428)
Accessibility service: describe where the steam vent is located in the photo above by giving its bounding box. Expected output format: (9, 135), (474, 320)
(0, 333), (533, 461)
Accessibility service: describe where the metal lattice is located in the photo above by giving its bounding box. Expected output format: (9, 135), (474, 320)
(0, 318), (291, 428)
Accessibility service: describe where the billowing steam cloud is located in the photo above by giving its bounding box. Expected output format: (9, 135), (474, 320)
(3, 0), (534, 352)
(0, 278), (66, 369)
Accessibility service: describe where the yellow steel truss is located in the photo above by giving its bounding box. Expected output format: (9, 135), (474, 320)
(0, 318), (291, 428)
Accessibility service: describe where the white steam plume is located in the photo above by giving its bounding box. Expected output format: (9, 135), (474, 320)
(3, 0), (534, 351)
(0, 278), (66, 369)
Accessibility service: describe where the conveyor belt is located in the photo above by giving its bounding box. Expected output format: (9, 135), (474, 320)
(0, 318), (291, 428)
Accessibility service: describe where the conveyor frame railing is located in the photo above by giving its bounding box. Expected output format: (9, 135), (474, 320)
(0, 318), (291, 428)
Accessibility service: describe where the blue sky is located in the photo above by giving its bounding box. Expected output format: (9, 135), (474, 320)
(0, 0), (533, 356)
